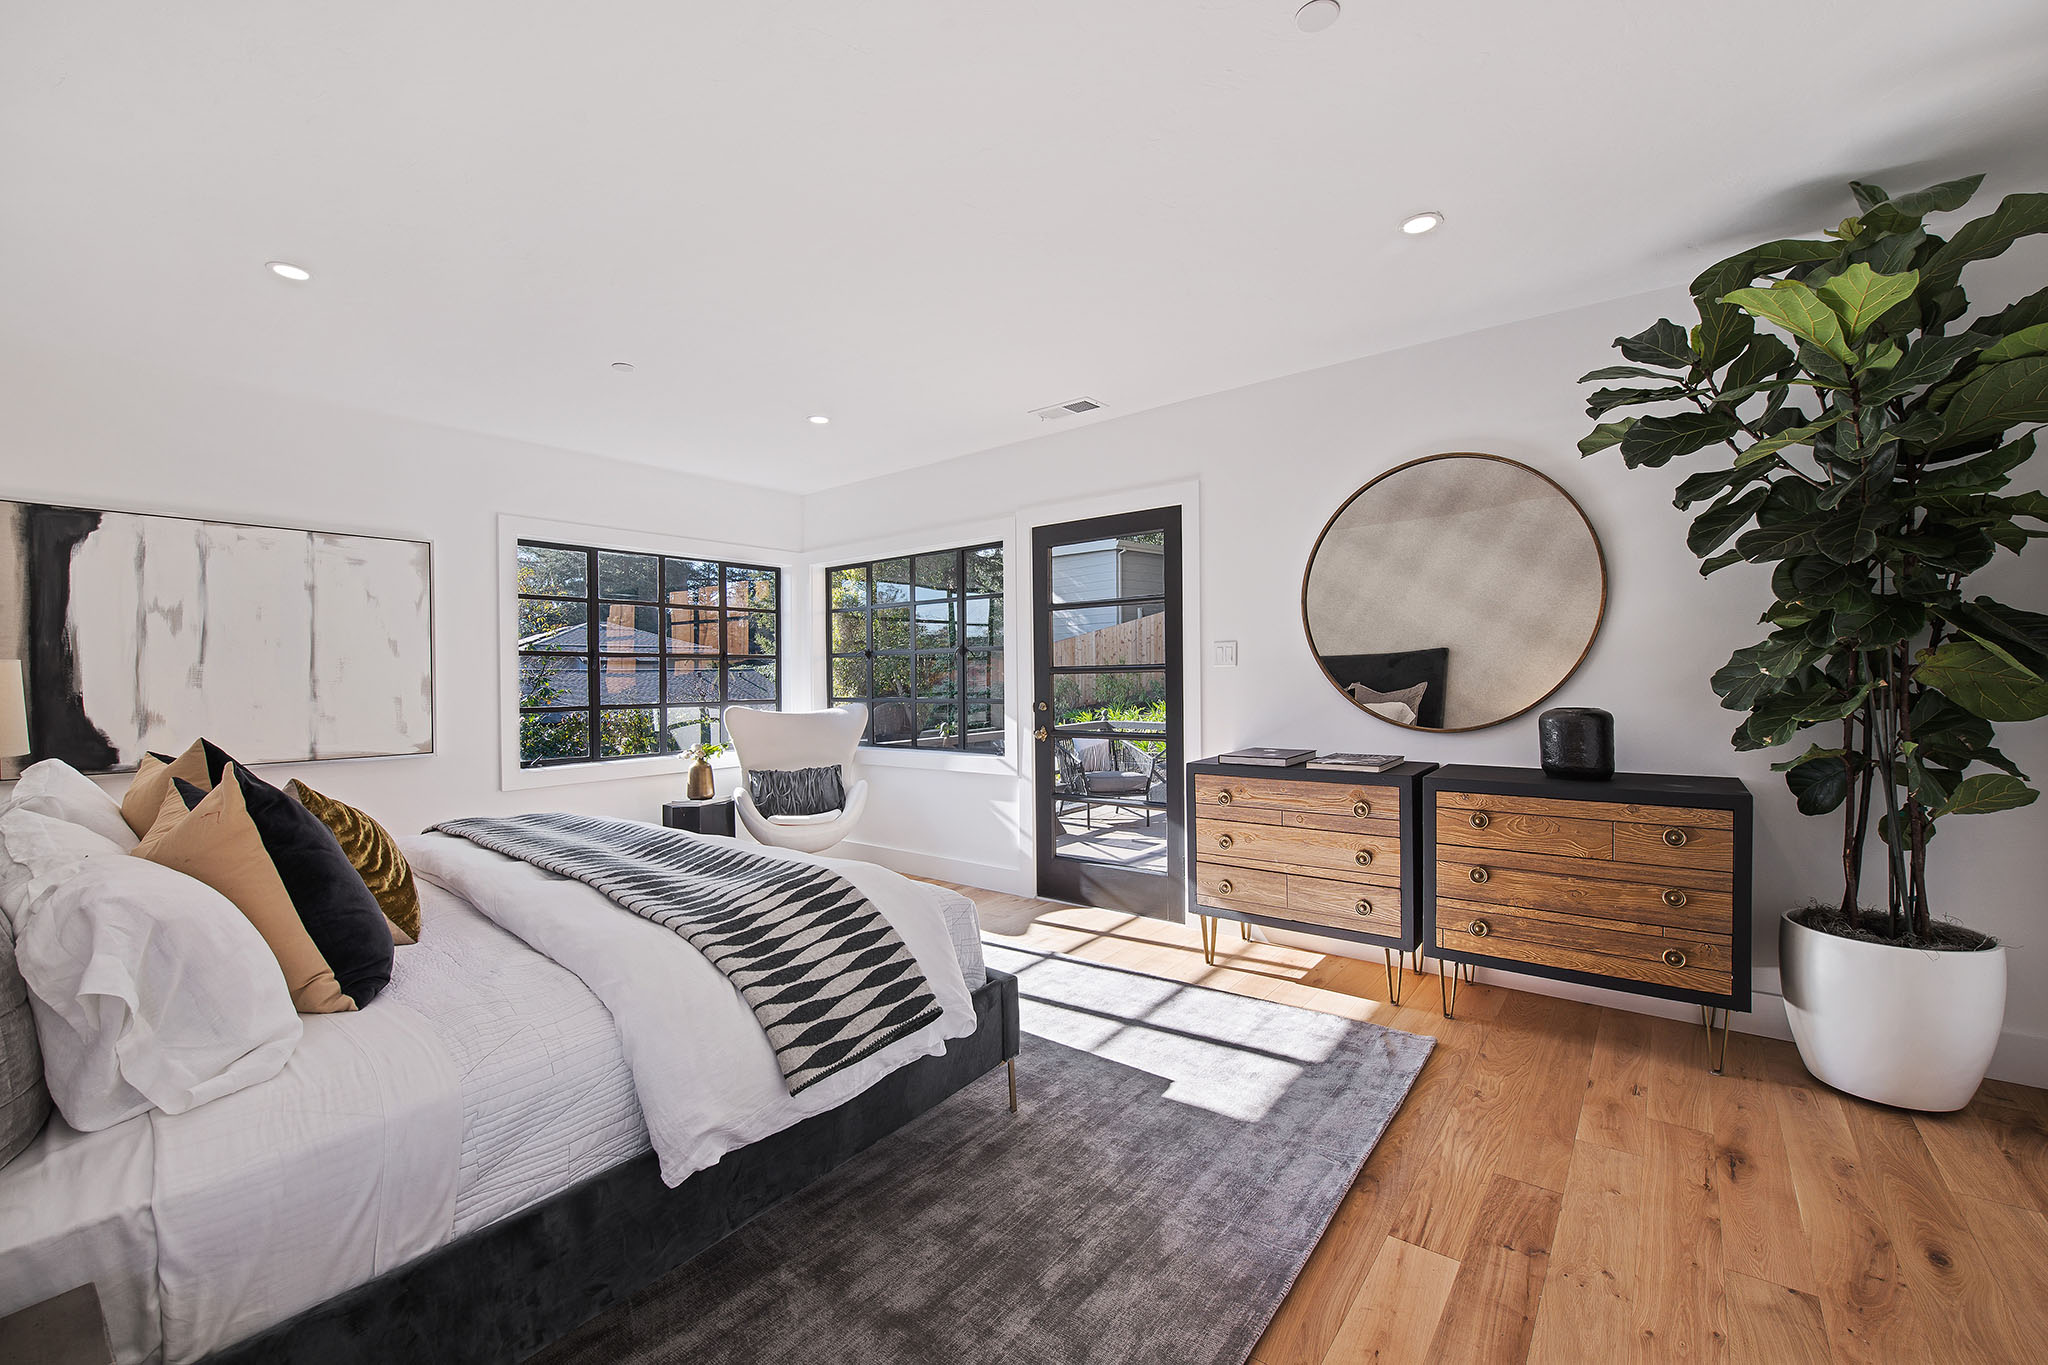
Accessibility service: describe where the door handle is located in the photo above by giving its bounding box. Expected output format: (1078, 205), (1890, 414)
(1033, 727), (1049, 742)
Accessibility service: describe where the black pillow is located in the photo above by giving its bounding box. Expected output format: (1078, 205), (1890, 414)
(747, 765), (846, 818)
(181, 752), (394, 1006)
(199, 738), (237, 787)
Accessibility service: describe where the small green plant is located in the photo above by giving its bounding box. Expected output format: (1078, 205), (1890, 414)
(1581, 175), (2048, 941)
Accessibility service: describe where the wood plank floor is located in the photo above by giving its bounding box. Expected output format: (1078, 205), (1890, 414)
(949, 885), (2048, 1365)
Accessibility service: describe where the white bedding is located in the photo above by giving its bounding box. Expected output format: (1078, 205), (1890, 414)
(0, 833), (986, 1363)
(403, 830), (978, 1186)
(391, 882), (646, 1234)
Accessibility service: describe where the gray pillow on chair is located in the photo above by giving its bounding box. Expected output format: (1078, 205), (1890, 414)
(1, 913), (53, 1169)
(747, 766), (846, 818)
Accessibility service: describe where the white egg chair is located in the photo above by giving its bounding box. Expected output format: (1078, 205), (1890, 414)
(724, 703), (870, 855)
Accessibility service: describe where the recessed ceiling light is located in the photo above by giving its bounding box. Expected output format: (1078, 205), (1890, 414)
(1295, 1), (1341, 33)
(808, 415), (831, 425)
(266, 261), (311, 281)
(610, 361), (636, 372)
(1401, 211), (1445, 235)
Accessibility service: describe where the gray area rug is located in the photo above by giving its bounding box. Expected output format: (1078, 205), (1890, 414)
(532, 944), (1435, 1365)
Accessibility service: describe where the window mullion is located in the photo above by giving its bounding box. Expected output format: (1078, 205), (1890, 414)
(584, 549), (600, 760)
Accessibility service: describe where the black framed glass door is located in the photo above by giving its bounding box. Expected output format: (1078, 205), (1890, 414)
(1032, 506), (1184, 918)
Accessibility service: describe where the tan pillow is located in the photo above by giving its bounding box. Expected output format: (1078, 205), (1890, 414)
(131, 773), (355, 1014)
(119, 740), (212, 840)
(131, 778), (195, 860)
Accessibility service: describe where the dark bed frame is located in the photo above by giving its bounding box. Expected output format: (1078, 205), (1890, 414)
(203, 969), (1020, 1365)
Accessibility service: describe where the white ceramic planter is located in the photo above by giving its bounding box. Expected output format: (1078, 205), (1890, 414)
(1779, 910), (2006, 1112)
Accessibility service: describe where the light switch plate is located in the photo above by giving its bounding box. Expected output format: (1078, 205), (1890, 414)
(1213, 640), (1238, 667)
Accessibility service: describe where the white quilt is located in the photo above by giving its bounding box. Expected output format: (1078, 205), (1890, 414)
(1, 830), (976, 1362)
(402, 830), (978, 1186)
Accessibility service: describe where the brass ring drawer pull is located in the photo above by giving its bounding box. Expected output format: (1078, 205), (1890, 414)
(1662, 888), (1687, 908)
(1663, 827), (1688, 848)
(1353, 800), (1371, 817)
(1218, 878), (1234, 895)
(1469, 812), (1491, 830)
(1355, 850), (1373, 866)
(1216, 790), (1232, 805)
(1469, 919), (1491, 937)
(1469, 866), (1490, 885)
(1354, 898), (1373, 917)
(1662, 948), (1688, 968)
(1217, 834), (1234, 850)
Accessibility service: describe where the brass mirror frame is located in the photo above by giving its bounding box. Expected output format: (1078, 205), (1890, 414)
(1299, 451), (1608, 734)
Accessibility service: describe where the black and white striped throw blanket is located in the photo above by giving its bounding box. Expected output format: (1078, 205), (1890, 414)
(429, 812), (943, 1094)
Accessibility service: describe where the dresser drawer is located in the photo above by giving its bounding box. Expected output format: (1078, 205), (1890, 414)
(1612, 820), (1736, 870)
(1286, 874), (1401, 935)
(1436, 853), (1734, 935)
(1194, 774), (1398, 820)
(1435, 899), (1732, 994)
(1434, 808), (1612, 860)
(1193, 863), (1286, 912)
(1212, 805), (1406, 836)
(1197, 819), (1400, 880)
(1437, 789), (1733, 830)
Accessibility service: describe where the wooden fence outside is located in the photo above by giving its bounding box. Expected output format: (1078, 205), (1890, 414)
(1051, 613), (1167, 710)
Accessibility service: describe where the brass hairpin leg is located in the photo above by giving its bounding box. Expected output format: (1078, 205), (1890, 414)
(1383, 947), (1404, 1005)
(1701, 1006), (1732, 1075)
(1199, 915), (1218, 966)
(1007, 1057), (1018, 1112)
(1440, 959), (1461, 1018)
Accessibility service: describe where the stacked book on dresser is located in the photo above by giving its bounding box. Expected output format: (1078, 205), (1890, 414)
(1218, 748), (1405, 772)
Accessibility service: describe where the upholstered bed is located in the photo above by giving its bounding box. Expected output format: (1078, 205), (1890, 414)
(0, 824), (1015, 1364)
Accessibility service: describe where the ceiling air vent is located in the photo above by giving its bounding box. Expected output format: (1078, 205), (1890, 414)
(1030, 396), (1105, 421)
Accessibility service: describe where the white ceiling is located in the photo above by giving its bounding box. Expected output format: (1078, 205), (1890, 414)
(6, 2), (2048, 493)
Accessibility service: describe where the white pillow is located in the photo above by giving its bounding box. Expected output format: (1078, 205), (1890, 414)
(0, 759), (138, 851)
(14, 854), (301, 1131)
(0, 807), (127, 933)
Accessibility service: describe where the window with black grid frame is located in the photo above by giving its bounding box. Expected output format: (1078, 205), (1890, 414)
(826, 544), (1002, 753)
(516, 540), (780, 767)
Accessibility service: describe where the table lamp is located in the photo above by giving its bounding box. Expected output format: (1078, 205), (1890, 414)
(0, 661), (28, 759)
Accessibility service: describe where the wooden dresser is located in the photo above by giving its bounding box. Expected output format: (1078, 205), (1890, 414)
(1185, 758), (1436, 971)
(1424, 766), (1752, 1036)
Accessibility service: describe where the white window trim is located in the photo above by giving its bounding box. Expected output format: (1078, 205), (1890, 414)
(804, 515), (1020, 777)
(498, 513), (804, 792)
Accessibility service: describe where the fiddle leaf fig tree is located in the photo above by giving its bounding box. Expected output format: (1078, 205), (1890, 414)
(1581, 175), (2048, 941)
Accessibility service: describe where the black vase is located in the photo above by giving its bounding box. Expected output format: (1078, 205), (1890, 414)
(1538, 707), (1614, 780)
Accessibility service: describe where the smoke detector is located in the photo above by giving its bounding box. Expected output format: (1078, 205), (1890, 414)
(1030, 396), (1105, 422)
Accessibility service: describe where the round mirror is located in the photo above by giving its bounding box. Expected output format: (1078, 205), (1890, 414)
(1301, 453), (1606, 732)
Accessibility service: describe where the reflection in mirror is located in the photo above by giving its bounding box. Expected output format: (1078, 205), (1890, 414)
(1302, 454), (1604, 732)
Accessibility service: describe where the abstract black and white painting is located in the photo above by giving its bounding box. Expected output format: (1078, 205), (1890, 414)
(0, 501), (433, 777)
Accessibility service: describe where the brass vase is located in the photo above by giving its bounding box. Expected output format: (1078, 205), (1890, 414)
(686, 756), (716, 800)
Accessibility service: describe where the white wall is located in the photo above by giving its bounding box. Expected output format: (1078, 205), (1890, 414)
(801, 284), (2048, 1085)
(0, 339), (804, 834)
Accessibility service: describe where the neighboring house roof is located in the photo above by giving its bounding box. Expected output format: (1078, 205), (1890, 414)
(519, 622), (665, 653)
(520, 623), (777, 709)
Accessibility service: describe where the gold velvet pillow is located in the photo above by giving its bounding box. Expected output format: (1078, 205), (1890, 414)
(132, 772), (355, 1013)
(119, 739), (212, 840)
(286, 780), (420, 945)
